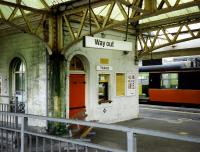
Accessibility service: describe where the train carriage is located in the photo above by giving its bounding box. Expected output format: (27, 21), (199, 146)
(139, 59), (200, 105)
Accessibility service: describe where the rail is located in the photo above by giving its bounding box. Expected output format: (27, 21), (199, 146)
(0, 111), (199, 152)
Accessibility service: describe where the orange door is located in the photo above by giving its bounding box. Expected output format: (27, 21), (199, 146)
(69, 74), (85, 118)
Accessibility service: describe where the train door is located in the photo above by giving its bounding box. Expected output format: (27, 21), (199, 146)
(69, 56), (86, 118)
(149, 73), (161, 88)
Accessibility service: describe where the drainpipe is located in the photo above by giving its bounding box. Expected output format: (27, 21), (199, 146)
(45, 49), (48, 118)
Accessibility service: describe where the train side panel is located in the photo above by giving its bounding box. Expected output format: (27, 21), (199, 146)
(149, 89), (200, 105)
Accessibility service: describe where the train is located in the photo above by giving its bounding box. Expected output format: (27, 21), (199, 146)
(139, 58), (200, 105)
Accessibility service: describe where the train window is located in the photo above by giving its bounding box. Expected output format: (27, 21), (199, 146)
(161, 73), (178, 89)
(116, 73), (125, 96)
(98, 74), (110, 102)
(139, 73), (149, 85)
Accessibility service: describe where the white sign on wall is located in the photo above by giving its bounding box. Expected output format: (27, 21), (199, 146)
(96, 65), (113, 71)
(0, 74), (8, 96)
(0, 76), (2, 96)
(126, 72), (136, 96)
(83, 36), (133, 51)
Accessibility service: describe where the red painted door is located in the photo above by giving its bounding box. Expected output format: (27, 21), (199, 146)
(69, 74), (85, 118)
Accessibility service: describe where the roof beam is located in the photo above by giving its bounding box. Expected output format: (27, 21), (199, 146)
(140, 47), (200, 60)
(1, 0), (200, 55)
(137, 19), (200, 58)
(117, 0), (149, 13)
(130, 0), (200, 22)
(0, 0), (49, 14)
(40, 0), (51, 11)
(137, 12), (200, 31)
(0, 18), (26, 33)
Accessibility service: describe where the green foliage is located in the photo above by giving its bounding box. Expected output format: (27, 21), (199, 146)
(48, 122), (68, 136)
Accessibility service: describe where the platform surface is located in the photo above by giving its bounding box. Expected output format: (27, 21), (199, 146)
(91, 105), (200, 152)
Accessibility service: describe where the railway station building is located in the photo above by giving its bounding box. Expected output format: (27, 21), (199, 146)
(0, 0), (200, 151)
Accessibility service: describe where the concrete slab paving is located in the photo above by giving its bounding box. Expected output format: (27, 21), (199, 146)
(91, 106), (200, 152)
(91, 118), (200, 152)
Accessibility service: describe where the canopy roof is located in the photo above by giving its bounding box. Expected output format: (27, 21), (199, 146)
(0, 0), (200, 57)
(1, 0), (199, 22)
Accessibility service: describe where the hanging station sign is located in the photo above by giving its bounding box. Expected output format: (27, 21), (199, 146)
(83, 36), (133, 51)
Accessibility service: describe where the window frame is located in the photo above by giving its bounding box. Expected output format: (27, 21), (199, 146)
(98, 73), (112, 104)
(161, 73), (178, 89)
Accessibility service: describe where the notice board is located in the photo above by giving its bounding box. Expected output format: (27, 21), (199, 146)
(127, 72), (136, 96)
(116, 73), (125, 96)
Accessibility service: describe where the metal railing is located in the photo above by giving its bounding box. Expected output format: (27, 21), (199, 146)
(0, 95), (25, 114)
(0, 111), (200, 152)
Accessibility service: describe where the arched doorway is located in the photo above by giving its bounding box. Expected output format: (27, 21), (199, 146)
(9, 57), (26, 112)
(69, 56), (86, 118)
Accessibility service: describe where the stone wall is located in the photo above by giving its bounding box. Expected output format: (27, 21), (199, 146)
(0, 31), (47, 127)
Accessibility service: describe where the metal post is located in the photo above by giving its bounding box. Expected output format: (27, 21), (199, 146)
(125, 6), (130, 41)
(89, 0), (92, 36)
(21, 116), (28, 152)
(127, 131), (137, 152)
(15, 97), (18, 128)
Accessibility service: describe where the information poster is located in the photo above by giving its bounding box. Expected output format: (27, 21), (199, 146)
(0, 74), (8, 96)
(0, 76), (2, 95)
(126, 72), (135, 96)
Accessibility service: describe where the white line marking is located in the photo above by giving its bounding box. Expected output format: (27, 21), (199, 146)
(140, 107), (200, 115)
(141, 116), (200, 123)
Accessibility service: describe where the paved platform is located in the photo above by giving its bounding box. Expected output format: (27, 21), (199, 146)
(140, 104), (200, 114)
(91, 106), (200, 152)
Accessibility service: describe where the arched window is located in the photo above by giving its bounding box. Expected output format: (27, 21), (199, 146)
(10, 57), (26, 103)
(70, 56), (84, 71)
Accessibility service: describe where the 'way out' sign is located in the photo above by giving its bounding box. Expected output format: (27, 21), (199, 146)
(83, 36), (133, 51)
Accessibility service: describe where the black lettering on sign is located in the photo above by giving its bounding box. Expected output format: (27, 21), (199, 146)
(95, 39), (105, 47)
(106, 41), (114, 47)
(95, 39), (114, 48)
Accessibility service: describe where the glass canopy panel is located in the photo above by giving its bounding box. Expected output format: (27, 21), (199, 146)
(44, 0), (73, 6)
(139, 6), (200, 24)
(1, 0), (74, 10)
(189, 23), (200, 30)
(93, 5), (110, 17)
(157, 0), (194, 7)
(179, 0), (194, 4)
(177, 33), (192, 40)
(122, 5), (132, 18)
(0, 5), (13, 19)
(2, 0), (45, 9)
(22, 0), (45, 9)
(93, 4), (125, 21)
(110, 4), (125, 21)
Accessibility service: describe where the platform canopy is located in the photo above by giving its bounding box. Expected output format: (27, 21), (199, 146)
(0, 0), (200, 57)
